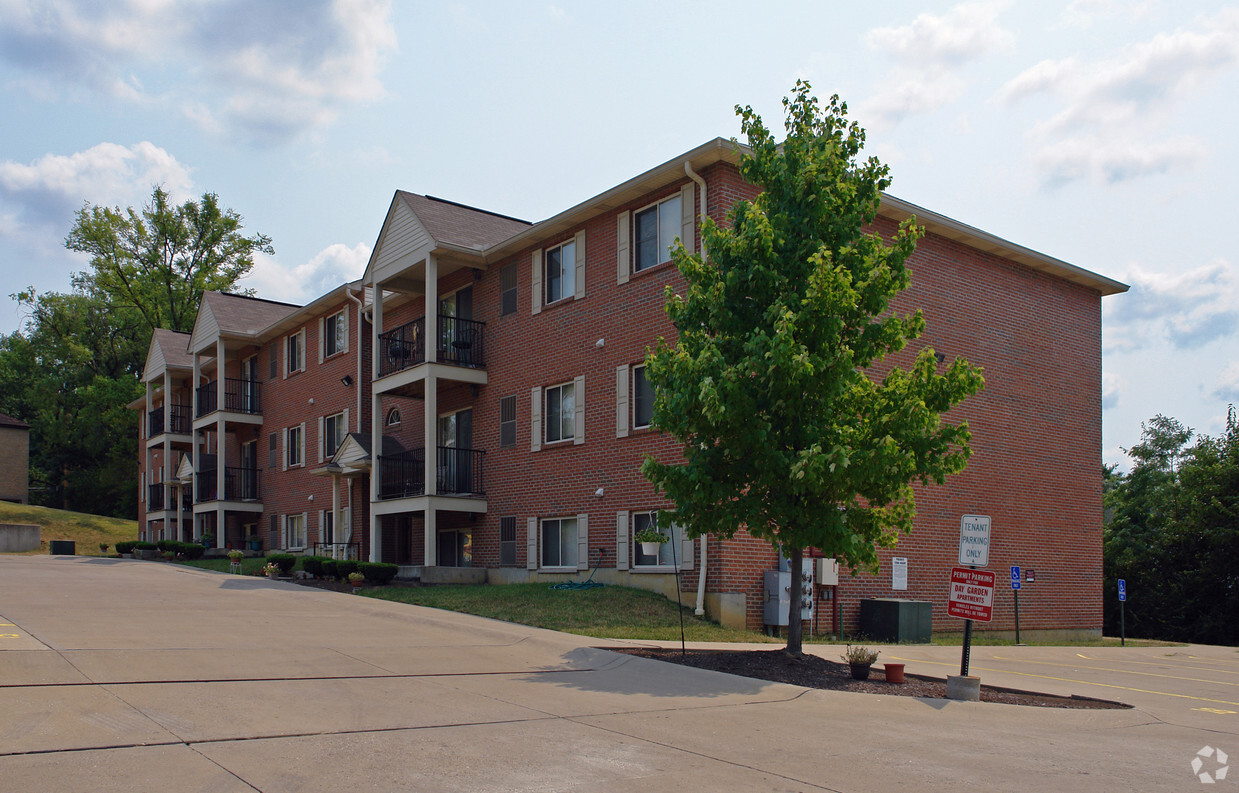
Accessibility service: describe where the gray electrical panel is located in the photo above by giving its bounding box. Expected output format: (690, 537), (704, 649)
(762, 561), (815, 626)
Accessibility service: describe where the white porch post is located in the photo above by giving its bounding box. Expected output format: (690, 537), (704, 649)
(215, 338), (226, 548)
(424, 508), (436, 567)
(192, 352), (201, 537)
(369, 281), (382, 563)
(331, 473), (341, 559)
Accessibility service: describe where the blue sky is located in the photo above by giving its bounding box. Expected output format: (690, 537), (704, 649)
(1, 1), (1237, 468)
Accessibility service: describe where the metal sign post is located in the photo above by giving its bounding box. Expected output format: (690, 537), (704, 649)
(1011, 566), (1022, 645)
(1118, 578), (1127, 647)
(954, 516), (991, 678)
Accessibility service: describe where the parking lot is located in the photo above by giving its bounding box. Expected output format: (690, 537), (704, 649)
(0, 555), (1233, 792)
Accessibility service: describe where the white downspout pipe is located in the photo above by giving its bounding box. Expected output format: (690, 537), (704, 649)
(685, 160), (709, 617)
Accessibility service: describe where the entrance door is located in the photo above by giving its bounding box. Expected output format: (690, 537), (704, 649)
(240, 440), (257, 500)
(240, 356), (258, 412)
(438, 287), (474, 365)
(437, 409), (472, 494)
(437, 529), (472, 567)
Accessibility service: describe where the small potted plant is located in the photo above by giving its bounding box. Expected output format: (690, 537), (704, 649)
(246, 533), (262, 552)
(99, 543), (109, 556)
(634, 527), (669, 557)
(200, 532), (215, 549)
(227, 549), (244, 574)
(841, 645), (880, 680)
(348, 571), (365, 592)
(264, 561), (281, 579)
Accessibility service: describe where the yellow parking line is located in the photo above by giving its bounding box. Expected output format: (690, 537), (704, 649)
(1068, 656), (1239, 675)
(886, 656), (1239, 707)
(987, 656), (1238, 687)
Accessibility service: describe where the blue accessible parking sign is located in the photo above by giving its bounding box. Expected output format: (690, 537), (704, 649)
(1010, 566), (1021, 590)
(1118, 579), (1127, 602)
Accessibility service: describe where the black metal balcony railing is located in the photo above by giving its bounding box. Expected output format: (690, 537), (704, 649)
(149, 404), (192, 436)
(196, 467), (261, 503)
(147, 483), (165, 511)
(378, 315), (485, 377)
(196, 380), (261, 418)
(312, 542), (361, 560)
(378, 447), (485, 500)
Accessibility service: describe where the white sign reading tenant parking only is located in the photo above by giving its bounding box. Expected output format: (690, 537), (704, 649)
(959, 515), (991, 567)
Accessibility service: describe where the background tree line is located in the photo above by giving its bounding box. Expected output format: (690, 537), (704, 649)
(1103, 409), (1239, 645)
(0, 187), (271, 517)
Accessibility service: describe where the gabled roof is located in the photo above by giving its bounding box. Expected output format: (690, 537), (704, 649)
(332, 432), (405, 466)
(0, 411), (29, 430)
(203, 291), (299, 335)
(142, 328), (193, 382)
(396, 192), (530, 250)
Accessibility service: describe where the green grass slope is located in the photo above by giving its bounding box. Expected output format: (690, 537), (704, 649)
(0, 501), (137, 555)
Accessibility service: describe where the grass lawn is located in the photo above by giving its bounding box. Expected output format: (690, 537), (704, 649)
(176, 557), (302, 576)
(0, 500), (137, 555)
(363, 582), (779, 643)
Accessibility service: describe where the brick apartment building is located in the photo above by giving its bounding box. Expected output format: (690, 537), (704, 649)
(136, 138), (1127, 637)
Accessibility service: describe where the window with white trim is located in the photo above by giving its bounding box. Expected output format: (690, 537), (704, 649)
(286, 425), (304, 468)
(634, 195), (682, 272)
(324, 412), (346, 458)
(386, 408), (401, 426)
(500, 263), (517, 316)
(284, 513), (307, 550)
(324, 310), (347, 358)
(544, 239), (575, 304)
(633, 365), (654, 429)
(541, 516), (577, 568)
(545, 382), (574, 443)
(633, 511), (679, 567)
(286, 329), (305, 375)
(500, 395), (516, 448)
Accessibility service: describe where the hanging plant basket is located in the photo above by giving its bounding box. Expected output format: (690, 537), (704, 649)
(640, 541), (662, 556)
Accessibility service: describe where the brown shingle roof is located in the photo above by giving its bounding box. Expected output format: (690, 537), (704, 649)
(397, 192), (530, 250)
(151, 328), (193, 368)
(0, 412), (29, 429)
(204, 291), (299, 335)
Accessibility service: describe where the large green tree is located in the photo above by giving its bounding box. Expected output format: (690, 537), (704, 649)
(642, 83), (984, 655)
(0, 187), (271, 516)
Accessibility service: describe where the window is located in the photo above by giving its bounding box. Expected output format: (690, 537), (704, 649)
(286, 425), (304, 468)
(284, 513), (306, 550)
(268, 344), (278, 380)
(544, 239), (575, 304)
(324, 310), (347, 358)
(269, 514), (279, 545)
(500, 395), (516, 448)
(268, 432), (277, 469)
(634, 195), (682, 272)
(324, 412), (346, 458)
(499, 516), (517, 566)
(386, 408), (401, 426)
(633, 511), (678, 567)
(286, 329), (305, 375)
(633, 365), (654, 429)
(501, 262), (517, 316)
(541, 517), (577, 568)
(545, 382), (574, 443)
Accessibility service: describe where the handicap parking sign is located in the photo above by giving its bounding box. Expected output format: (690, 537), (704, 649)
(1010, 565), (1021, 590)
(1118, 579), (1126, 602)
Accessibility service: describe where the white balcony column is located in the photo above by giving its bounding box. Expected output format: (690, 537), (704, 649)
(371, 282), (383, 380)
(369, 390), (380, 563)
(215, 339), (226, 548)
(424, 372), (437, 498)
(424, 507), (437, 567)
(331, 472), (341, 557)
(425, 254), (438, 365)
(145, 379), (153, 436)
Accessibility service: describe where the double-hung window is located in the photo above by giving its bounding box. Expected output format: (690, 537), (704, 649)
(324, 310), (347, 358)
(634, 195), (682, 272)
(284, 513), (306, 550)
(324, 412), (346, 458)
(544, 239), (575, 304)
(286, 330), (305, 375)
(633, 365), (654, 429)
(286, 425), (304, 468)
(545, 382), (575, 443)
(541, 516), (578, 568)
(633, 511), (678, 567)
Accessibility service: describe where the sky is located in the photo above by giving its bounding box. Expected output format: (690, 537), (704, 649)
(1, 0), (1236, 469)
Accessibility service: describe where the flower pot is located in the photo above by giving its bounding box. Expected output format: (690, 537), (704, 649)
(640, 541), (662, 556)
(849, 662), (872, 681)
(248, 540), (261, 551)
(884, 662), (905, 684)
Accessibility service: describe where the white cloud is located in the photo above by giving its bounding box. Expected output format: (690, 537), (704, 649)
(0, 0), (396, 146)
(1214, 361), (1239, 402)
(1033, 135), (1207, 187)
(0, 141), (193, 239)
(859, 2), (1013, 129)
(1105, 259), (1239, 352)
(1059, 0), (1159, 30)
(1102, 371), (1122, 409)
(244, 242), (370, 304)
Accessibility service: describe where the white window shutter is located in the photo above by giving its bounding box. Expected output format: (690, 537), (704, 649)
(282, 428), (288, 471)
(576, 513), (589, 571)
(615, 511), (629, 570)
(317, 416), (325, 462)
(317, 317), (325, 363)
(573, 230), (586, 300)
(318, 510), (325, 542)
(680, 182), (696, 255)
(680, 532), (694, 572)
(573, 375), (585, 445)
(526, 517), (538, 570)
(616, 211), (630, 284)
(299, 422), (306, 463)
(342, 310), (349, 354)
(531, 249), (543, 315)
(281, 515), (288, 548)
(615, 364), (629, 438)
(282, 336), (289, 379)
(342, 408), (350, 444)
(530, 387), (542, 452)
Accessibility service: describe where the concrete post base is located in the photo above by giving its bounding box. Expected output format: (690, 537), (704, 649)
(946, 675), (980, 701)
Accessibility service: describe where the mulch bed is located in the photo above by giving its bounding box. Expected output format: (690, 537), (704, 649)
(617, 648), (1129, 709)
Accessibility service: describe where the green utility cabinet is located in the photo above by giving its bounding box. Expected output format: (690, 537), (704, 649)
(858, 598), (932, 643)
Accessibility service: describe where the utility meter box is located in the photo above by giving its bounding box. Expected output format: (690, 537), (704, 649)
(763, 561), (816, 626)
(816, 557), (839, 586)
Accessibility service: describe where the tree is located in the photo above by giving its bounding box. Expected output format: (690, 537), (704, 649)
(65, 186), (272, 335)
(642, 82), (984, 656)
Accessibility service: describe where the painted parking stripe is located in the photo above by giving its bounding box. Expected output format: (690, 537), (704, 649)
(988, 656), (1239, 687)
(887, 656), (1239, 708)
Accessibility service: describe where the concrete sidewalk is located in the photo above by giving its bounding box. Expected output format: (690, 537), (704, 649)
(0, 555), (1223, 791)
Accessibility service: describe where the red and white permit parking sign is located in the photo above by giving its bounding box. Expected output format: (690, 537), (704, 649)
(948, 567), (995, 622)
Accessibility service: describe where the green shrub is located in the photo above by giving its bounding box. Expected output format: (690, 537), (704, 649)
(156, 540), (174, 552)
(359, 562), (398, 585)
(302, 556), (326, 577)
(334, 559), (359, 580)
(133, 541), (158, 551)
(321, 559), (338, 579)
(115, 541), (137, 555)
(180, 542), (205, 560)
(266, 553), (296, 574)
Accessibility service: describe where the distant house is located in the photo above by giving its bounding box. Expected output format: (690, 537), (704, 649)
(0, 412), (30, 504)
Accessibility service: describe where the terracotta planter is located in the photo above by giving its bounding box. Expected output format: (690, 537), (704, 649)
(884, 662), (905, 684)
(640, 541), (662, 556)
(849, 662), (872, 681)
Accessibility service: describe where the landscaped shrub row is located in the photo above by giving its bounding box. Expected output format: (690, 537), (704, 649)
(300, 557), (398, 584)
(155, 540), (206, 559)
(115, 541), (137, 555)
(358, 562), (398, 584)
(132, 541), (158, 550)
(266, 553), (296, 574)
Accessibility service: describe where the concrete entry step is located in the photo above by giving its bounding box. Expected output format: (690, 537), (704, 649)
(398, 565), (486, 584)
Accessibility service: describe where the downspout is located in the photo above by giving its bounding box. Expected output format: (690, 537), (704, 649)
(347, 287), (364, 433)
(685, 161), (709, 617)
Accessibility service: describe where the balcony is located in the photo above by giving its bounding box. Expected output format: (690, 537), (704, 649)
(196, 379), (262, 419)
(378, 447), (485, 500)
(378, 315), (485, 377)
(149, 404), (192, 437)
(196, 466), (261, 503)
(148, 483), (165, 511)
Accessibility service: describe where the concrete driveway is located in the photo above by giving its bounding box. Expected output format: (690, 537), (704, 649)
(0, 555), (1230, 792)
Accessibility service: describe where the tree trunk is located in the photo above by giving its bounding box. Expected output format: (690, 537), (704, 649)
(786, 544), (804, 657)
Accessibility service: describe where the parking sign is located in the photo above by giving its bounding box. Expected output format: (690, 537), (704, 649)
(1118, 579), (1126, 602)
(1010, 565), (1021, 591)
